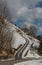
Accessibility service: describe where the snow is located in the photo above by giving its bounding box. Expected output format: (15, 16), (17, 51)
(28, 36), (40, 49)
(25, 50), (40, 58)
(14, 60), (42, 65)
(4, 19), (40, 58)
(22, 38), (32, 58)
(11, 31), (26, 49)
(32, 38), (40, 48)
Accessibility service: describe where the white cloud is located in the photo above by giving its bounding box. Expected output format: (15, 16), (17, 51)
(33, 8), (42, 18)
(17, 6), (28, 15)
(17, 7), (42, 23)
(6, 0), (42, 19)
(39, 27), (42, 32)
(6, 0), (42, 26)
(21, 0), (42, 8)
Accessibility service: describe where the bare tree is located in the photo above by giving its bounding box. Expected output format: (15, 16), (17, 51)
(29, 25), (37, 37)
(22, 25), (37, 37)
(0, 0), (11, 53)
(0, 19), (13, 54)
(0, 0), (11, 20)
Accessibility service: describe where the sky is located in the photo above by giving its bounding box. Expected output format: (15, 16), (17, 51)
(5, 0), (42, 35)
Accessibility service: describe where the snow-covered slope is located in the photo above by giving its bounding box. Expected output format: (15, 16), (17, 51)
(0, 19), (40, 59)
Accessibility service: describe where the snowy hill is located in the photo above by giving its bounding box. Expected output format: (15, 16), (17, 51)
(0, 19), (40, 59)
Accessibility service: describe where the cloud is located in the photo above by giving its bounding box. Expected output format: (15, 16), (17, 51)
(6, 0), (42, 20)
(20, 0), (42, 8)
(18, 7), (42, 18)
(17, 7), (42, 23)
(33, 8), (42, 18)
(17, 6), (28, 16)
(39, 27), (42, 32)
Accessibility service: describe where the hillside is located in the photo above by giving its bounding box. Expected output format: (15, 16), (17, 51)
(37, 35), (42, 41)
(37, 35), (42, 54)
(0, 19), (40, 59)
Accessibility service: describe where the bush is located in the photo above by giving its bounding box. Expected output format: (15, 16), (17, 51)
(38, 42), (42, 54)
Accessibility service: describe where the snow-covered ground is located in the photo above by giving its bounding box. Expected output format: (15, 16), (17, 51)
(14, 60), (42, 65)
(25, 50), (40, 58)
(4, 19), (40, 50)
(1, 19), (40, 59)
(0, 19), (42, 65)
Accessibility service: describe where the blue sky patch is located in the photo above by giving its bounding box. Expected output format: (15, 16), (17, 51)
(11, 18), (26, 27)
(33, 19), (42, 27)
(36, 2), (42, 7)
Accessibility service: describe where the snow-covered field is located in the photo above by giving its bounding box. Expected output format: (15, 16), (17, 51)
(14, 60), (42, 65)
